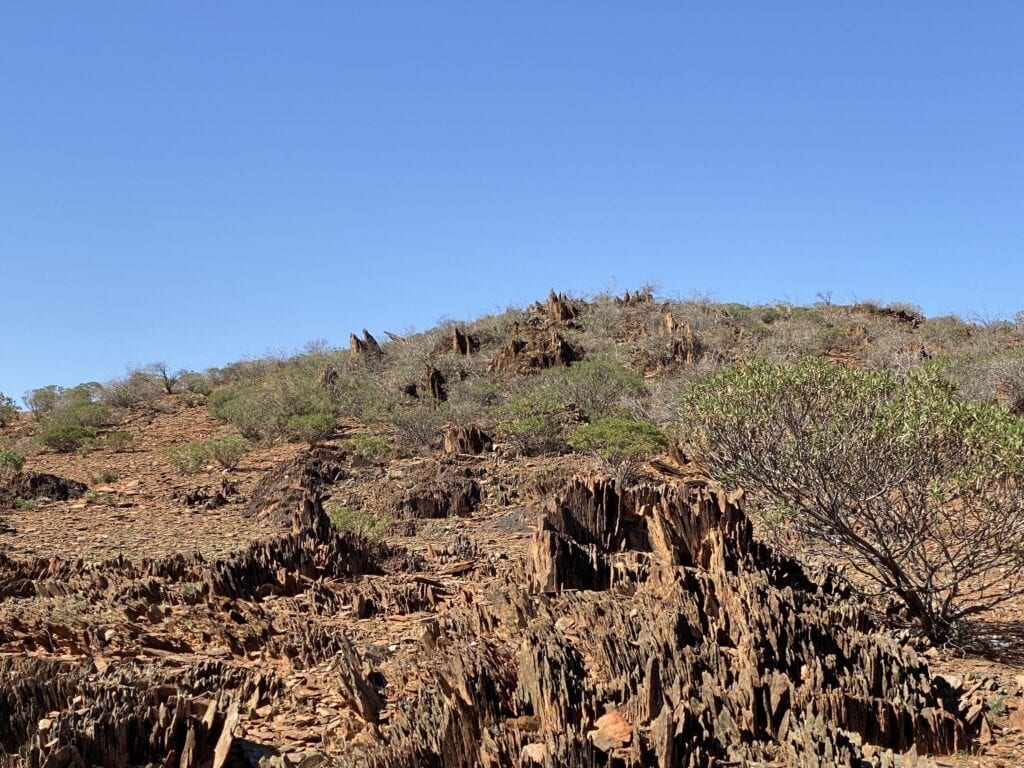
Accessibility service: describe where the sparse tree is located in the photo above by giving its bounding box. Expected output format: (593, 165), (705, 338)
(0, 392), (17, 427)
(149, 362), (184, 395)
(679, 358), (1024, 642)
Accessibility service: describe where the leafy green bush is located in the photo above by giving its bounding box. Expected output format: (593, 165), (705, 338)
(164, 443), (210, 474)
(178, 373), (213, 395)
(0, 393), (17, 427)
(0, 448), (25, 476)
(103, 431), (135, 452)
(285, 412), (336, 446)
(328, 505), (389, 539)
(56, 400), (111, 429)
(179, 391), (207, 408)
(208, 384), (281, 441)
(536, 359), (647, 420)
(102, 369), (164, 408)
(569, 417), (667, 465)
(26, 384), (112, 433)
(496, 396), (568, 456)
(37, 424), (98, 453)
(678, 358), (1024, 641)
(205, 436), (249, 469)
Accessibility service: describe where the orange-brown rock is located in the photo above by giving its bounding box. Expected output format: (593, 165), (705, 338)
(441, 424), (493, 455)
(488, 330), (582, 374)
(349, 329), (383, 357)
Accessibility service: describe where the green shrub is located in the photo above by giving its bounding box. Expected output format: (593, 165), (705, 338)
(90, 469), (119, 484)
(0, 448), (25, 475)
(569, 417), (667, 465)
(385, 403), (448, 455)
(496, 396), (567, 456)
(178, 372), (213, 395)
(179, 391), (207, 408)
(535, 359), (647, 420)
(340, 434), (391, 462)
(23, 386), (61, 420)
(678, 358), (1024, 641)
(24, 382), (112, 433)
(209, 384), (282, 441)
(37, 424), (98, 453)
(285, 412), (336, 446)
(164, 443), (210, 474)
(14, 498), (39, 510)
(206, 436), (249, 469)
(0, 393), (17, 426)
(103, 431), (135, 452)
(328, 505), (389, 539)
(101, 370), (163, 408)
(56, 400), (112, 428)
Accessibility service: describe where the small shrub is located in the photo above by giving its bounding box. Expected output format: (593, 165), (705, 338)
(496, 396), (568, 455)
(14, 498), (39, 510)
(179, 391), (207, 408)
(206, 436), (249, 469)
(569, 417), (667, 465)
(58, 401), (112, 428)
(209, 384), (282, 441)
(0, 448), (25, 478)
(386, 403), (448, 455)
(0, 392), (17, 426)
(536, 359), (647, 421)
(988, 694), (1007, 716)
(328, 505), (389, 539)
(90, 469), (119, 484)
(178, 372), (214, 395)
(164, 443), (210, 474)
(103, 431), (135, 452)
(340, 434), (391, 462)
(37, 424), (98, 453)
(101, 369), (163, 408)
(285, 412), (336, 446)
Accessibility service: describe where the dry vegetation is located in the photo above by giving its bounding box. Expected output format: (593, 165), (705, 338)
(2, 289), (1024, 766)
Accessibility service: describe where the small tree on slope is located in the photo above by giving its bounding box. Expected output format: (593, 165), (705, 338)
(678, 358), (1024, 642)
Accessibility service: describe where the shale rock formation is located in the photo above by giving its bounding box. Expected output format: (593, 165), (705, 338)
(0, 464), (970, 767)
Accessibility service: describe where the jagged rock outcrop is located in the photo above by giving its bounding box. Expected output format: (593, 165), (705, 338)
(0, 473), (88, 507)
(441, 424), (493, 456)
(615, 288), (655, 307)
(350, 330), (383, 357)
(635, 311), (703, 375)
(0, 458), (971, 767)
(434, 327), (480, 357)
(246, 446), (347, 525)
(318, 366), (339, 387)
(423, 366), (447, 403)
(488, 330), (582, 374)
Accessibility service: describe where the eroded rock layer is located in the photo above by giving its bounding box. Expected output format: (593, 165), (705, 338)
(0, 471), (967, 767)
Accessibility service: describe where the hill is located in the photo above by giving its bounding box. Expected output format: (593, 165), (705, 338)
(1, 290), (1023, 767)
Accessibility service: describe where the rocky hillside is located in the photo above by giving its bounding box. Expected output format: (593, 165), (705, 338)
(1, 289), (1024, 767)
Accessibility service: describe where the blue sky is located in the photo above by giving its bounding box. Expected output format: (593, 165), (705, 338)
(1, 3), (1022, 399)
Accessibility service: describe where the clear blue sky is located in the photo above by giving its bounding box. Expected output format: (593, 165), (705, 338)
(2, 4), (1022, 400)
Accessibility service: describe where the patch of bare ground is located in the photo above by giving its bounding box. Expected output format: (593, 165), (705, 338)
(1, 399), (302, 560)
